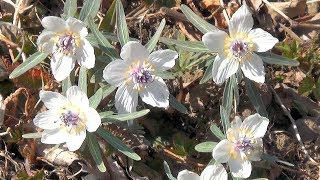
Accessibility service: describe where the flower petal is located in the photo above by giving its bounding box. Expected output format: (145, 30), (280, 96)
(65, 130), (86, 151)
(212, 55), (239, 85)
(228, 152), (252, 178)
(139, 77), (169, 108)
(103, 59), (129, 87)
(200, 164), (228, 180)
(51, 53), (75, 81)
(66, 86), (89, 109)
(120, 41), (149, 62)
(66, 17), (88, 37)
(227, 116), (242, 142)
(37, 31), (56, 54)
(33, 111), (61, 129)
(240, 53), (265, 83)
(41, 129), (67, 144)
(148, 49), (178, 71)
(202, 30), (229, 54)
(41, 16), (66, 32)
(115, 82), (138, 113)
(75, 39), (95, 69)
(241, 113), (269, 138)
(228, 4), (253, 36)
(212, 139), (232, 163)
(85, 107), (101, 132)
(41, 40), (56, 54)
(248, 28), (278, 52)
(248, 138), (263, 161)
(177, 170), (200, 180)
(39, 90), (68, 109)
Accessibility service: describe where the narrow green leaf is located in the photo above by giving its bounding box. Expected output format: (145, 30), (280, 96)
(180, 4), (216, 34)
(87, 132), (106, 172)
(22, 132), (42, 139)
(160, 37), (209, 52)
(102, 84), (117, 98)
(153, 71), (175, 79)
(194, 141), (217, 152)
(220, 106), (230, 134)
(90, 68), (104, 83)
(101, 109), (150, 122)
(210, 124), (225, 140)
(145, 19), (166, 53)
(79, 0), (102, 22)
(79, 66), (87, 94)
(298, 76), (314, 96)
(96, 127), (141, 161)
(169, 94), (188, 114)
(261, 153), (294, 167)
(99, 111), (114, 118)
(200, 58), (214, 84)
(222, 75), (236, 119)
(87, 19), (118, 60)
(163, 161), (177, 180)
(244, 78), (268, 118)
(89, 87), (103, 108)
(63, 0), (77, 18)
(258, 52), (300, 66)
(116, 0), (129, 47)
(100, 0), (116, 31)
(9, 52), (47, 79)
(62, 76), (72, 95)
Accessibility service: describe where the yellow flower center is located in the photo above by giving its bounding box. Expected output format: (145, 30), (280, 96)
(54, 31), (81, 56)
(58, 103), (86, 134)
(224, 32), (254, 62)
(126, 60), (155, 91)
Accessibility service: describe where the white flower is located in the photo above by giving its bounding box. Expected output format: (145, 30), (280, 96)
(202, 4), (278, 85)
(177, 164), (228, 180)
(103, 41), (178, 113)
(37, 16), (95, 81)
(212, 113), (269, 178)
(33, 86), (101, 151)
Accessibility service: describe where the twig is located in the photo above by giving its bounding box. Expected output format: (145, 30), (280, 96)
(279, 23), (303, 43)
(261, 0), (296, 26)
(307, 0), (320, 4)
(163, 148), (205, 168)
(268, 84), (319, 165)
(220, 0), (230, 24)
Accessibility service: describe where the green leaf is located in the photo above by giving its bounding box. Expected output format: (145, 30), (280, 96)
(63, 0), (77, 18)
(22, 132), (42, 138)
(89, 87), (103, 108)
(87, 132), (106, 172)
(145, 19), (166, 53)
(79, 66), (87, 94)
(222, 75), (236, 119)
(62, 76), (72, 95)
(180, 4), (216, 34)
(169, 94), (188, 114)
(258, 52), (300, 66)
(101, 109), (150, 122)
(116, 0), (129, 47)
(79, 0), (102, 22)
(87, 19), (118, 60)
(244, 78), (268, 118)
(163, 161), (177, 180)
(261, 153), (294, 167)
(99, 111), (114, 118)
(210, 124), (225, 140)
(298, 76), (314, 96)
(200, 58), (214, 84)
(220, 106), (230, 134)
(100, 0), (116, 31)
(153, 71), (175, 79)
(194, 141), (217, 152)
(160, 37), (209, 52)
(96, 127), (141, 161)
(90, 68), (104, 83)
(9, 52), (47, 79)
(102, 84), (117, 98)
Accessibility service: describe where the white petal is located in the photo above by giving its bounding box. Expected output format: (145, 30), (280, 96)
(148, 49), (178, 71)
(115, 82), (138, 113)
(228, 4), (253, 36)
(41, 129), (67, 144)
(66, 86), (89, 109)
(177, 170), (200, 180)
(66, 17), (88, 37)
(212, 139), (232, 163)
(202, 31), (229, 54)
(37, 31), (56, 54)
(241, 113), (269, 138)
(249, 28), (278, 52)
(33, 111), (61, 129)
(75, 39), (95, 69)
(103, 59), (129, 87)
(240, 53), (265, 83)
(85, 107), (101, 132)
(200, 164), (228, 180)
(139, 77), (169, 108)
(248, 138), (263, 161)
(41, 40), (55, 54)
(41, 16), (66, 32)
(51, 53), (75, 81)
(120, 41), (149, 62)
(228, 152), (252, 178)
(66, 130), (86, 151)
(227, 116), (242, 142)
(212, 55), (239, 85)
(39, 90), (68, 109)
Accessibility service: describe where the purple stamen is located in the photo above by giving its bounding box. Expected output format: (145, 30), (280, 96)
(61, 110), (80, 126)
(57, 33), (76, 55)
